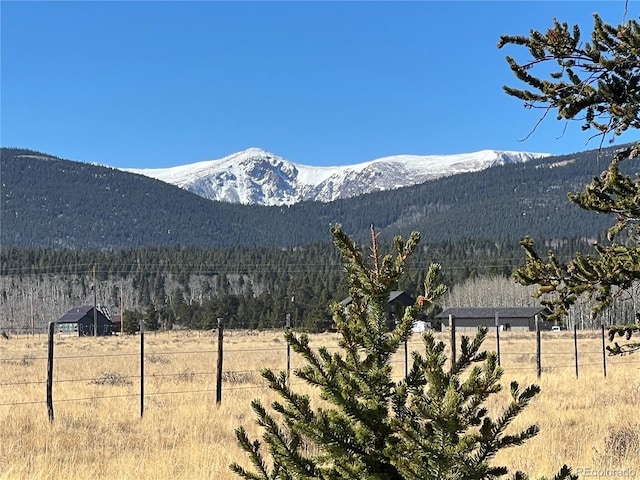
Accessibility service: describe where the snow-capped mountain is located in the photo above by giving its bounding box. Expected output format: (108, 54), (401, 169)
(123, 147), (550, 206)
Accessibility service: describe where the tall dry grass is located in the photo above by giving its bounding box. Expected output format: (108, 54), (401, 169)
(1, 329), (639, 479)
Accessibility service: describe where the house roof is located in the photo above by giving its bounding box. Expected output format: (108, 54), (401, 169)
(388, 291), (414, 305)
(341, 290), (415, 307)
(57, 306), (108, 324)
(435, 307), (545, 319)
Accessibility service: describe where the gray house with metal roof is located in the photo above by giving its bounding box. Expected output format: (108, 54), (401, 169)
(56, 306), (112, 336)
(435, 307), (548, 332)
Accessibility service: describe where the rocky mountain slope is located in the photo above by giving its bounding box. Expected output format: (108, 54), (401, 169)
(124, 148), (549, 206)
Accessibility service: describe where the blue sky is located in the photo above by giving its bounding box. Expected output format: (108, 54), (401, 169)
(1, 1), (638, 169)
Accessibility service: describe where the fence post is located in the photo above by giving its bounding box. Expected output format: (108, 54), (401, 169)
(140, 315), (145, 418)
(535, 314), (541, 379)
(216, 318), (224, 405)
(495, 312), (501, 366)
(286, 313), (291, 389)
(601, 322), (607, 378)
(46, 321), (55, 423)
(449, 314), (456, 366)
(574, 324), (579, 378)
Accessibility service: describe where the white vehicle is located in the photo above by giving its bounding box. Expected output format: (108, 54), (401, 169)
(551, 325), (562, 332)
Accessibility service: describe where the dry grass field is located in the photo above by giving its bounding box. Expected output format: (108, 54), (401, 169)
(1, 329), (639, 480)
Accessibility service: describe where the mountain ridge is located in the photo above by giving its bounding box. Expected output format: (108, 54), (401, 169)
(123, 147), (550, 206)
(1, 144), (631, 250)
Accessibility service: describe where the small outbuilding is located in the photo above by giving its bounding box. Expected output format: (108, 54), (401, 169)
(56, 306), (113, 336)
(110, 314), (122, 334)
(435, 307), (548, 332)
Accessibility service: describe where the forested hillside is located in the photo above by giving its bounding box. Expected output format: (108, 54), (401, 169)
(0, 144), (632, 249)
(0, 148), (304, 249)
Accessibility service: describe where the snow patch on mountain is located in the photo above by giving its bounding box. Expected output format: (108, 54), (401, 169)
(123, 147), (550, 206)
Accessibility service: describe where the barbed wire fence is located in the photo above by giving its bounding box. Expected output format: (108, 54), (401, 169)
(1, 320), (638, 423)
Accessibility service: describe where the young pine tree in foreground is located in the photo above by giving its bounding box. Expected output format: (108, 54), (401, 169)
(230, 225), (576, 480)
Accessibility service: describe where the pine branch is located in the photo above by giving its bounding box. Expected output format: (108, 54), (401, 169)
(230, 426), (273, 480)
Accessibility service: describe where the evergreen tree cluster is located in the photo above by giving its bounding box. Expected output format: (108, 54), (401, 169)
(501, 8), (640, 355)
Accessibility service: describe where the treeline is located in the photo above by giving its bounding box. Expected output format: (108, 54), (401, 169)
(0, 236), (606, 333)
(1, 236), (605, 290)
(121, 286), (337, 333)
